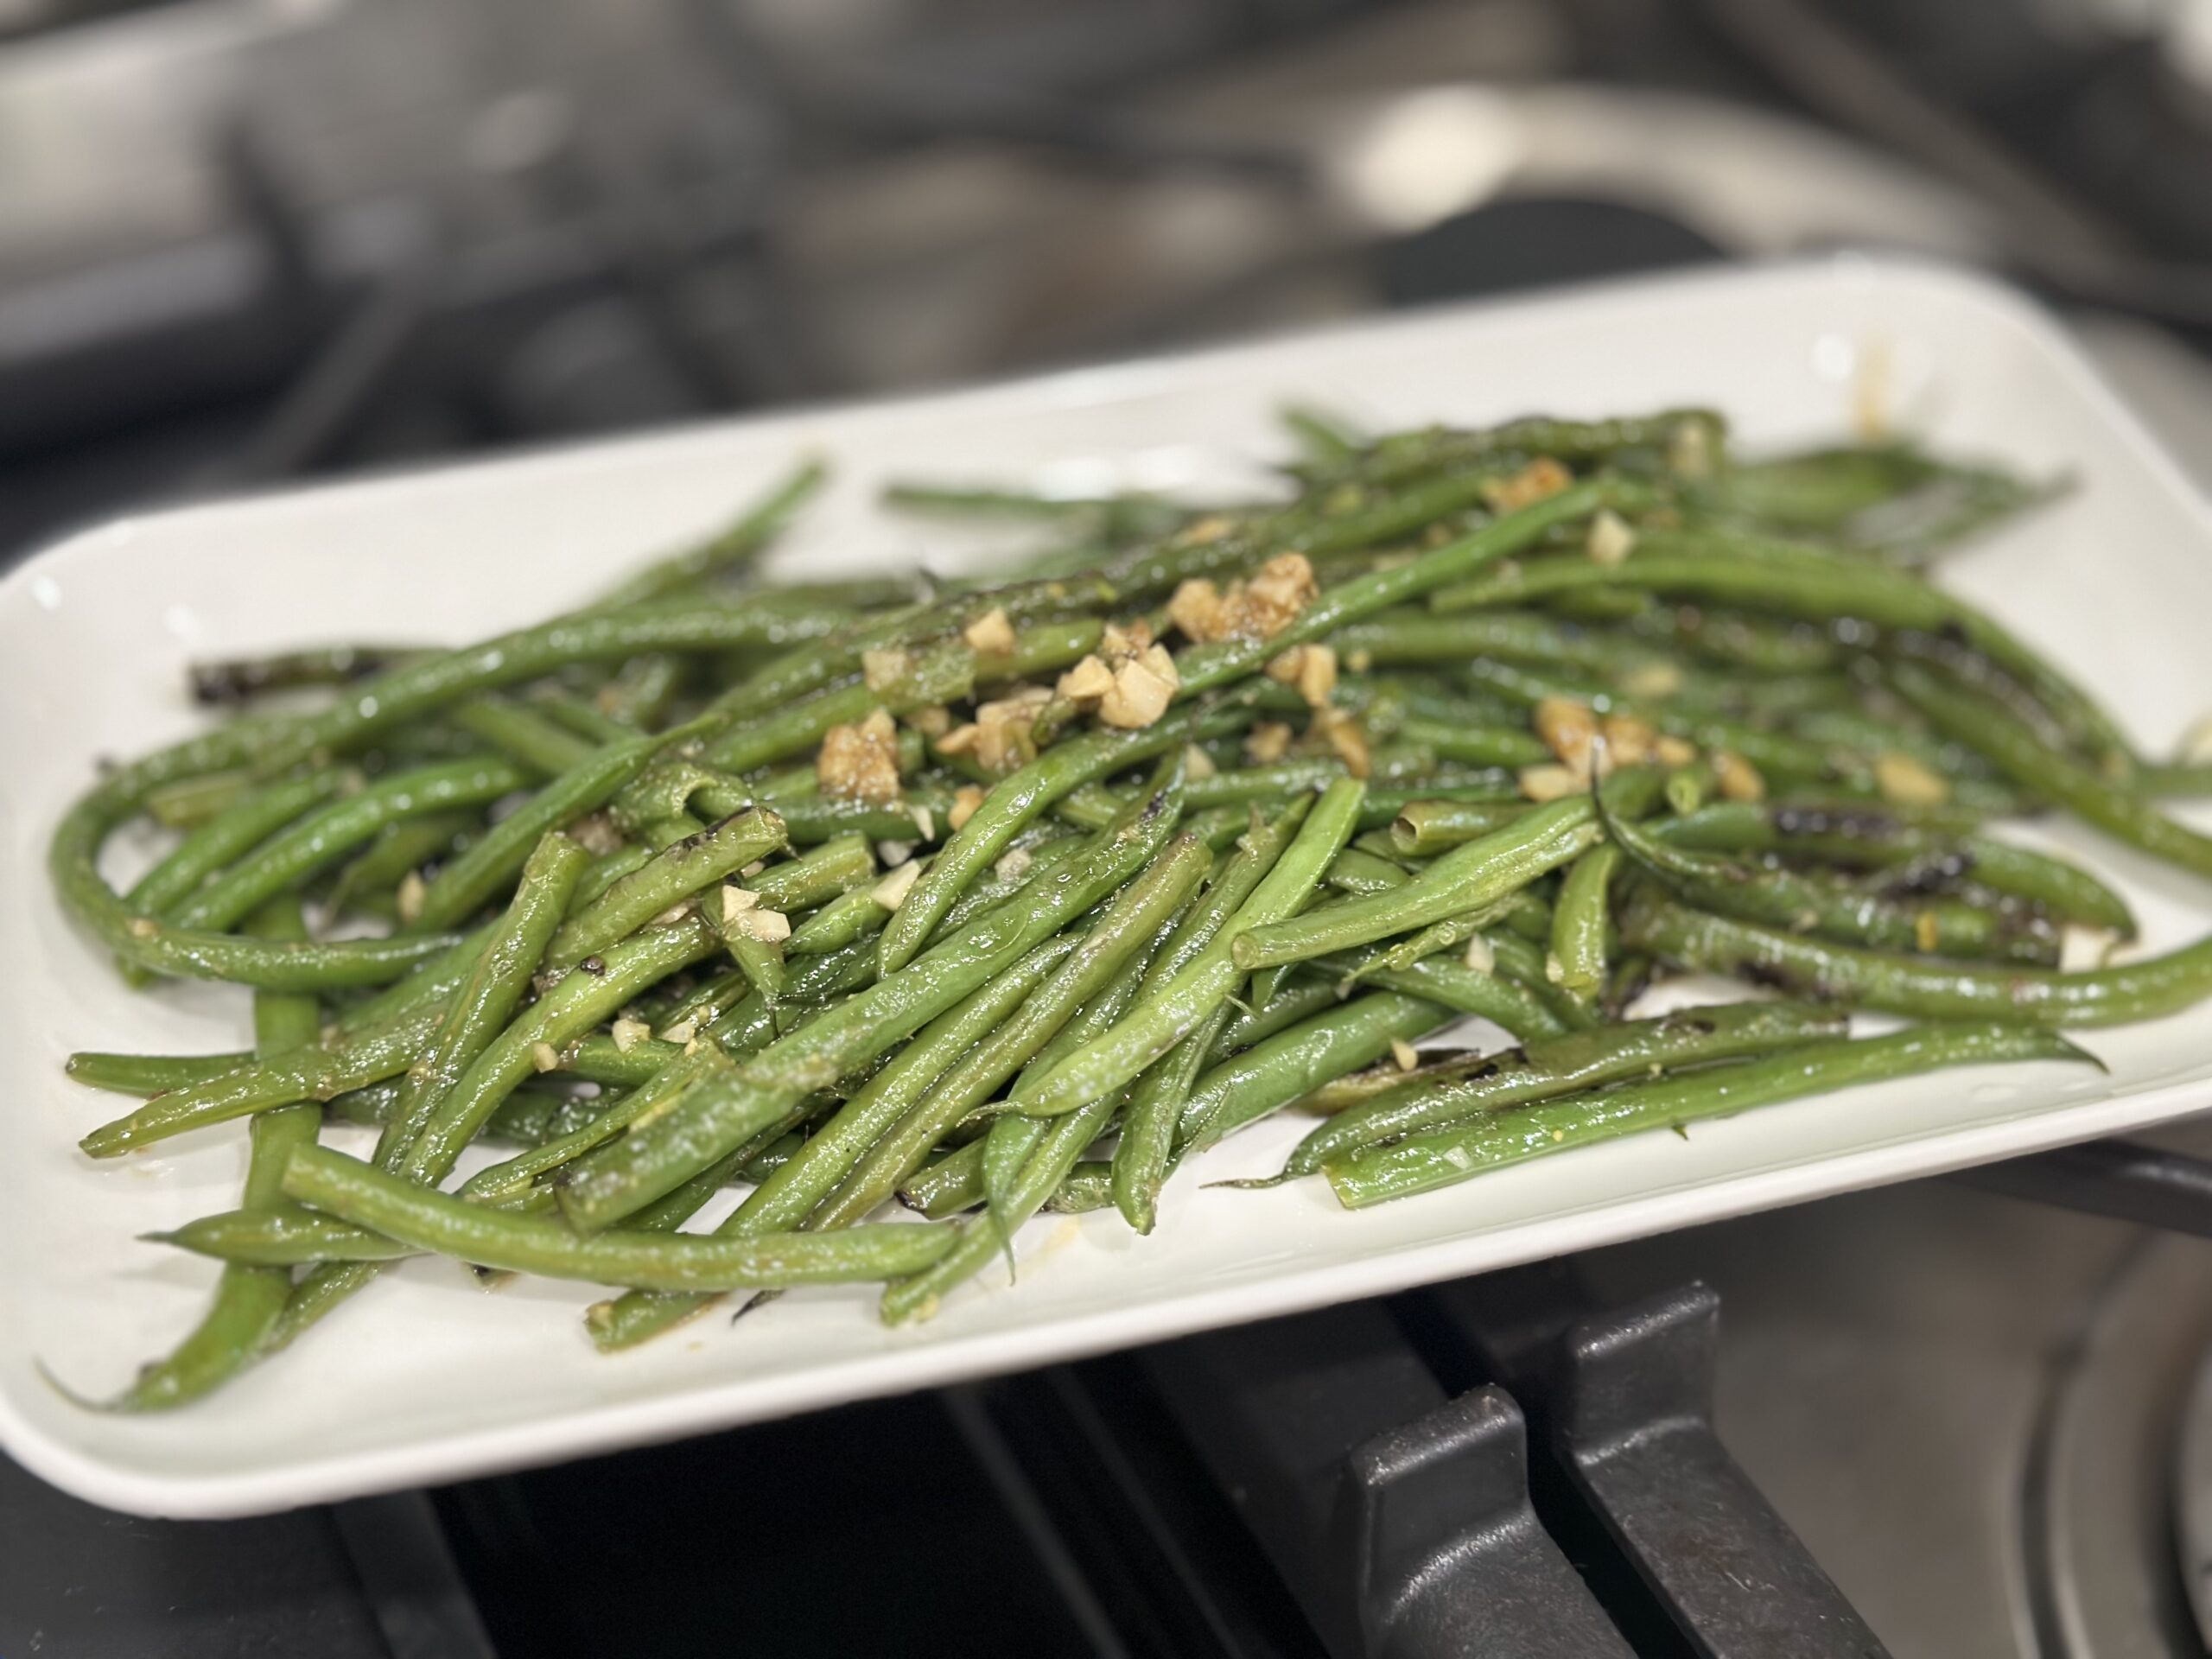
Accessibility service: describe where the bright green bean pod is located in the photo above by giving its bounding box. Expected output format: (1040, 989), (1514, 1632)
(1281, 999), (1847, 1179)
(151, 1208), (417, 1268)
(900, 1141), (987, 1219)
(594, 458), (827, 610)
(80, 1001), (446, 1157)
(410, 714), (722, 932)
(1014, 779), (1361, 1117)
(400, 915), (721, 1185)
(99, 899), (325, 1409)
(282, 1144), (952, 1289)
(372, 832), (591, 1170)
(1109, 1003), (1232, 1234)
(67, 1049), (255, 1097)
(459, 1044), (735, 1204)
(877, 710), (1204, 973)
(1335, 951), (1571, 1042)
(544, 808), (785, 969)
(1328, 1023), (2091, 1208)
(124, 773), (341, 920)
(329, 810), (481, 913)
(1551, 843), (1620, 1001)
(1891, 663), (2212, 880)
(1621, 886), (2212, 1027)
(1236, 795), (1599, 972)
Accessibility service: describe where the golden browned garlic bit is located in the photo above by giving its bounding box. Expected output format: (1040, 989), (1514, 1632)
(1874, 751), (1949, 806)
(817, 706), (903, 804)
(1586, 508), (1637, 566)
(1098, 645), (1179, 729)
(906, 703), (953, 739)
(1311, 706), (1371, 779)
(946, 784), (987, 831)
(1518, 762), (1590, 803)
(1245, 721), (1294, 765)
(860, 646), (912, 693)
(1655, 734), (1700, 768)
(1266, 643), (1338, 708)
(960, 607), (1016, 655)
(1598, 712), (1658, 768)
(1167, 552), (1319, 645)
(1713, 750), (1766, 802)
(1534, 696), (1601, 779)
(938, 685), (1053, 772)
(1481, 456), (1573, 513)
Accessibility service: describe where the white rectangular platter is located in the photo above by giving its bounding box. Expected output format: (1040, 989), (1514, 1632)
(8, 257), (2212, 1518)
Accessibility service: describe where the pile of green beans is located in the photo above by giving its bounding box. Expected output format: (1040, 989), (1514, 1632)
(47, 404), (2193, 1408)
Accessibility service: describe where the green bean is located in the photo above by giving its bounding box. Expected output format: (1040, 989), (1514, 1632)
(188, 643), (422, 705)
(1212, 976), (1343, 1055)
(1328, 1023), (2090, 1207)
(1281, 1000), (1847, 1179)
(1891, 663), (2212, 880)
(372, 832), (591, 1170)
(1177, 990), (1446, 1160)
(1324, 409), (1722, 489)
(99, 899), (325, 1409)
(1551, 844), (1620, 1000)
(587, 932), (1088, 1350)
(1335, 612), (1643, 680)
(450, 696), (599, 774)
(787, 886), (891, 957)
(1388, 799), (1534, 855)
(410, 713), (721, 931)
(1013, 779), (1359, 1117)
(460, 1044), (738, 1205)
(1235, 794), (1599, 972)
(400, 915), (721, 1185)
(557, 763), (1188, 1231)
(1109, 1002), (1230, 1233)
(545, 808), (785, 969)
(880, 1087), (1116, 1326)
(899, 1141), (986, 1219)
(1177, 480), (1646, 696)
(1621, 886), (2212, 1027)
(124, 774), (342, 921)
(329, 810), (480, 913)
(152, 1208), (417, 1268)
(282, 1144), (950, 1289)
(67, 1049), (255, 1097)
(1602, 793), (2053, 963)
(1334, 951), (1571, 1042)
(878, 711), (1204, 973)
(80, 1001), (446, 1157)
(594, 458), (826, 611)
(172, 759), (527, 932)
(1390, 715), (1552, 769)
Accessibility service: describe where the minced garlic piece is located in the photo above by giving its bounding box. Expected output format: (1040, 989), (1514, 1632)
(531, 1041), (563, 1073)
(906, 703), (953, 739)
(1098, 620), (1154, 668)
(1620, 661), (1682, 701)
(1535, 696), (1600, 778)
(875, 840), (914, 868)
(994, 846), (1033, 882)
(1346, 648), (1373, 674)
(1245, 721), (1294, 765)
(1874, 752), (1949, 807)
(818, 706), (902, 804)
(1166, 552), (1319, 644)
(1481, 456), (1573, 513)
(720, 885), (759, 924)
(962, 607), (1016, 655)
(610, 1016), (651, 1053)
(1669, 418), (1715, 479)
(397, 870), (426, 925)
(861, 647), (912, 693)
(1313, 706), (1370, 779)
(1267, 643), (1338, 708)
(909, 804), (935, 841)
(1057, 654), (1115, 702)
(731, 906), (791, 944)
(1462, 934), (1495, 974)
(656, 1020), (696, 1046)
(1655, 734), (1699, 767)
(1519, 762), (1590, 803)
(1586, 508), (1636, 565)
(947, 785), (986, 831)
(1713, 750), (1766, 802)
(1099, 653), (1178, 729)
(569, 811), (627, 856)
(1914, 912), (1941, 954)
(1389, 1039), (1420, 1072)
(1183, 743), (1217, 781)
(1599, 712), (1657, 769)
(872, 860), (924, 910)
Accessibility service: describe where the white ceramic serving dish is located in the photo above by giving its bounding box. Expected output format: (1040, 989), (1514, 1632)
(7, 257), (2212, 1518)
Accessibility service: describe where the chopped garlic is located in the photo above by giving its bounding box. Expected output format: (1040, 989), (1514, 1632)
(948, 784), (986, 831)
(1586, 508), (1636, 565)
(1245, 721), (1294, 765)
(909, 804), (935, 841)
(720, 886), (759, 924)
(1057, 654), (1115, 702)
(1518, 762), (1590, 803)
(656, 1020), (696, 1046)
(872, 859), (924, 910)
(1535, 696), (1600, 779)
(818, 706), (902, 805)
(2061, 925), (2117, 973)
(961, 607), (1016, 654)
(1713, 750), (1765, 803)
(1620, 661), (1683, 701)
(1655, 734), (1699, 768)
(396, 870), (426, 925)
(1389, 1039), (1420, 1073)
(731, 906), (790, 944)
(610, 1016), (651, 1053)
(531, 1041), (563, 1074)
(876, 839), (915, 868)
(1183, 743), (1217, 782)
(860, 646), (912, 692)
(994, 846), (1033, 882)
(1481, 456), (1573, 513)
(1462, 934), (1495, 974)
(1099, 655), (1176, 728)
(906, 703), (953, 739)
(1874, 751), (1949, 807)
